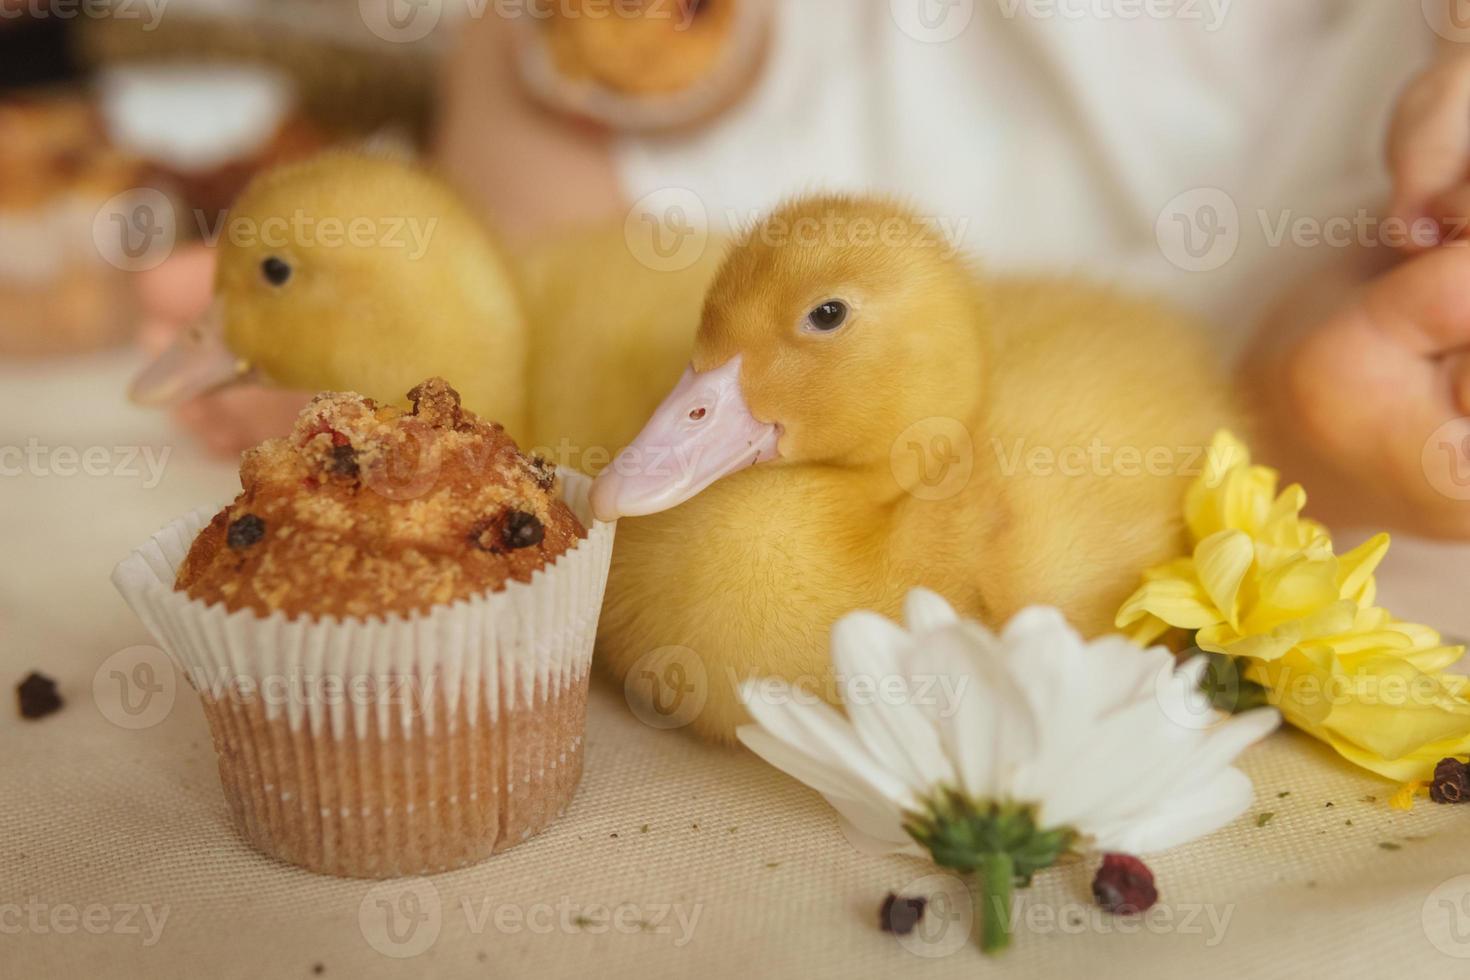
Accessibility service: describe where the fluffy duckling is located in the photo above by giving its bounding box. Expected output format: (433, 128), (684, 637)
(591, 195), (1240, 743)
(131, 152), (723, 458)
(516, 222), (726, 464)
(133, 152), (532, 435)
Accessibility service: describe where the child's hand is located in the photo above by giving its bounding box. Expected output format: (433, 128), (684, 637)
(1388, 53), (1470, 249)
(136, 245), (309, 459)
(1244, 245), (1470, 538)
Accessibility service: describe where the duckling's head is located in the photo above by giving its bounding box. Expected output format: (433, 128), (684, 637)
(130, 152), (525, 417)
(591, 195), (986, 521)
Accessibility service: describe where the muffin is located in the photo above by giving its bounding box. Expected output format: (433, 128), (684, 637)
(0, 94), (147, 357)
(176, 378), (584, 619)
(514, 0), (773, 131)
(113, 379), (617, 878)
(100, 64), (330, 220)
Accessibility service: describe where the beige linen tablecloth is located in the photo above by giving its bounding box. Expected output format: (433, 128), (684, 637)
(6, 351), (1470, 979)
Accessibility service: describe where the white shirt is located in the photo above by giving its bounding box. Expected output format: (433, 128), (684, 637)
(615, 0), (1433, 354)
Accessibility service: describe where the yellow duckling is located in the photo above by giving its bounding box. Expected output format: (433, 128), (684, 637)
(591, 195), (1240, 743)
(130, 152), (722, 458)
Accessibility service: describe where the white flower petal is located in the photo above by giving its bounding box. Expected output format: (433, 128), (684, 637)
(911, 624), (1038, 800)
(1027, 696), (1179, 830)
(739, 682), (916, 808)
(834, 813), (928, 858)
(904, 588), (960, 633)
(735, 591), (1273, 870)
(1168, 708), (1280, 794)
(826, 795), (919, 856)
(736, 726), (896, 807)
(832, 612), (957, 792)
(1090, 767), (1255, 855)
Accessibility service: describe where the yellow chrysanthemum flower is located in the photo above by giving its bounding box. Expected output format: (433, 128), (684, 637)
(1116, 431), (1470, 784)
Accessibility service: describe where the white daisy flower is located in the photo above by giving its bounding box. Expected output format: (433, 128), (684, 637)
(737, 589), (1278, 953)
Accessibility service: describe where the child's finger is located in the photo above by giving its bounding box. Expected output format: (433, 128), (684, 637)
(1446, 350), (1470, 418)
(1360, 245), (1470, 356)
(1388, 59), (1470, 232)
(1428, 184), (1470, 243)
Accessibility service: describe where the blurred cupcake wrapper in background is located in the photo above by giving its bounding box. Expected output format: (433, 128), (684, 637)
(112, 470), (616, 879)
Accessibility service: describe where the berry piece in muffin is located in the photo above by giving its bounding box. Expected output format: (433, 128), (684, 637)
(175, 378), (585, 620)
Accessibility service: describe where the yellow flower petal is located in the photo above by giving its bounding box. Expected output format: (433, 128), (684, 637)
(1116, 577), (1222, 632)
(1337, 533), (1390, 605)
(1194, 530), (1254, 628)
(1115, 430), (1470, 786)
(1390, 782), (1426, 810)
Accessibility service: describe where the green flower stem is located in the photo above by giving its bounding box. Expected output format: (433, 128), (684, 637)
(978, 852), (1014, 954)
(905, 794), (1074, 955)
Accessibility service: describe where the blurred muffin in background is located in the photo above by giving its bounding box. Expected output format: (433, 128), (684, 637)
(514, 0), (772, 131)
(100, 63), (330, 219)
(0, 94), (146, 358)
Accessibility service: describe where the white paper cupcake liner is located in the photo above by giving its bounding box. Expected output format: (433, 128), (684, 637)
(112, 470), (615, 878)
(511, 0), (773, 132)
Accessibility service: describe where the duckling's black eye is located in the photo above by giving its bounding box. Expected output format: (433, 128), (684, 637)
(805, 300), (849, 333)
(261, 256), (293, 287)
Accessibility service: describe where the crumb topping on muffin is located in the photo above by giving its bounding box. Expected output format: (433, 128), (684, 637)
(175, 378), (586, 620)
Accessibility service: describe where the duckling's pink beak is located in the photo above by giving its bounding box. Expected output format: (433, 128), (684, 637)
(590, 356), (781, 522)
(129, 301), (251, 407)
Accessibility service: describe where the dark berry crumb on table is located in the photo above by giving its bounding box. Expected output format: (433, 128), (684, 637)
(879, 893), (927, 935)
(1092, 854), (1158, 915)
(227, 514), (267, 551)
(17, 672), (62, 720)
(1431, 758), (1470, 804)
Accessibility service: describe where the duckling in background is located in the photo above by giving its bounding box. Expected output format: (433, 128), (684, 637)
(130, 152), (724, 458)
(592, 195), (1240, 743)
(517, 222), (726, 465)
(133, 153), (531, 435)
